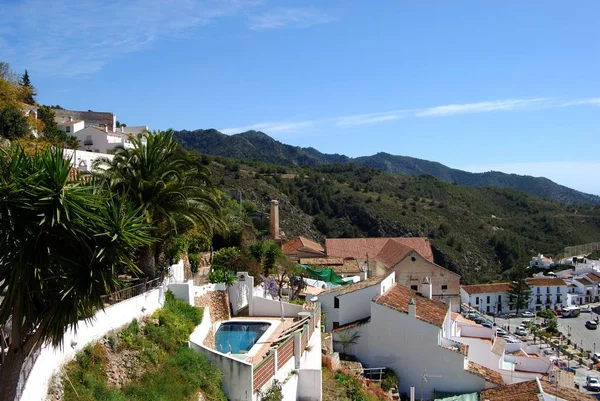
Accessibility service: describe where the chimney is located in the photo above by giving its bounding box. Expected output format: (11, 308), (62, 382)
(68, 116), (73, 122)
(104, 126), (108, 132)
(421, 277), (432, 299)
(408, 298), (416, 317)
(121, 126), (124, 133)
(269, 200), (280, 241)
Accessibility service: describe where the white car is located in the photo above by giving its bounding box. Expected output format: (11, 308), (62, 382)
(496, 328), (508, 336)
(515, 327), (527, 336)
(587, 375), (600, 392)
(521, 311), (535, 318)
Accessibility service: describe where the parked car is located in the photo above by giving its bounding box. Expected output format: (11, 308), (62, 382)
(473, 316), (486, 324)
(515, 327), (527, 336)
(587, 375), (600, 392)
(585, 320), (598, 330)
(496, 328), (508, 336)
(543, 348), (555, 356)
(560, 366), (576, 374)
(593, 352), (600, 360)
(521, 311), (535, 318)
(482, 322), (493, 328)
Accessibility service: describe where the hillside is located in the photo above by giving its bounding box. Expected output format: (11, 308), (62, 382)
(207, 156), (600, 284)
(174, 129), (600, 205)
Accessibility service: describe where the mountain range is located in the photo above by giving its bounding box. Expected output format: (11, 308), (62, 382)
(174, 129), (600, 205)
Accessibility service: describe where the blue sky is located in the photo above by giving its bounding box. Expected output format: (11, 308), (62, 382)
(2, 1), (600, 194)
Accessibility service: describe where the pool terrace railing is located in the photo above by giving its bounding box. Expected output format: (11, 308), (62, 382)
(100, 278), (162, 306)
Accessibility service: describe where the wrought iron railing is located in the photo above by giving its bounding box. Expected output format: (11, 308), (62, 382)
(100, 278), (162, 306)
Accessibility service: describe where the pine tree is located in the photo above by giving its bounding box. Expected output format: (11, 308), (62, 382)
(19, 69), (36, 105)
(507, 266), (532, 315)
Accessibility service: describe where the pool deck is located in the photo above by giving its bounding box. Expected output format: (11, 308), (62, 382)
(230, 317), (296, 366)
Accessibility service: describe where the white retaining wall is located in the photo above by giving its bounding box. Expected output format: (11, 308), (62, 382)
(250, 296), (303, 318)
(21, 285), (165, 401)
(188, 308), (254, 401)
(168, 281), (194, 306)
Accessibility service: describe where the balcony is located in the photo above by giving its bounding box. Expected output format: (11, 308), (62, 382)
(83, 140), (93, 146)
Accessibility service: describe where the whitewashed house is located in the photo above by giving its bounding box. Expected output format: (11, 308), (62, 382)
(529, 254), (554, 269)
(326, 278), (504, 399)
(75, 126), (146, 153)
(461, 278), (569, 314)
(55, 116), (85, 135)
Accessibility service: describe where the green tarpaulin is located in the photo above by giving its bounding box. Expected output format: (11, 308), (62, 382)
(299, 264), (350, 286)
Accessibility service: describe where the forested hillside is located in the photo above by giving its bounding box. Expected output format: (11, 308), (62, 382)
(174, 129), (600, 205)
(204, 155), (600, 284)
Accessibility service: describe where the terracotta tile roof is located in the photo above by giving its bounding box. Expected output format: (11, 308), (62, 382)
(466, 361), (504, 386)
(320, 274), (388, 297)
(527, 278), (567, 286)
(575, 277), (593, 286)
(299, 258), (343, 266)
(330, 317), (371, 333)
(282, 236), (325, 255)
(374, 284), (448, 327)
(325, 237), (434, 263)
(334, 259), (362, 274)
(586, 273), (600, 283)
(480, 379), (595, 401)
(461, 282), (511, 295)
(374, 239), (414, 268)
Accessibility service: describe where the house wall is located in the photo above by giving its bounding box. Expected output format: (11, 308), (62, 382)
(62, 148), (113, 172)
(462, 284), (569, 313)
(189, 309), (254, 401)
(21, 285), (165, 401)
(229, 272), (253, 315)
(453, 335), (500, 370)
(168, 281), (194, 305)
(353, 303), (487, 399)
(392, 252), (461, 311)
(320, 273), (394, 332)
(250, 296), (304, 318)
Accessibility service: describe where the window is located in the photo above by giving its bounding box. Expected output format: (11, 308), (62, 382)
(333, 322), (339, 329)
(411, 285), (418, 291)
(66, 126), (71, 132)
(557, 287), (560, 294)
(486, 296), (490, 304)
(498, 295), (501, 303)
(546, 287), (550, 294)
(411, 256), (416, 262)
(441, 285), (448, 291)
(476, 297), (479, 305)
(334, 297), (339, 309)
(537, 287), (541, 294)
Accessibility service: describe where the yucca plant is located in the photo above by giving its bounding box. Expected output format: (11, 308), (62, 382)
(0, 145), (153, 401)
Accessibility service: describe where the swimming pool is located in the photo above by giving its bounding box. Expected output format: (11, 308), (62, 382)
(215, 321), (272, 354)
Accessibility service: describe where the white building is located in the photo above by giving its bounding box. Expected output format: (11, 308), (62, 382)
(460, 278), (569, 314)
(55, 116), (85, 135)
(529, 254), (554, 269)
(75, 126), (146, 153)
(62, 149), (113, 172)
(324, 277), (504, 399)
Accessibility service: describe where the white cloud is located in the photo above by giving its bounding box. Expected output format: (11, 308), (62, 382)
(460, 161), (600, 196)
(247, 7), (335, 30)
(559, 97), (600, 107)
(416, 98), (549, 117)
(220, 120), (314, 135)
(335, 109), (413, 127)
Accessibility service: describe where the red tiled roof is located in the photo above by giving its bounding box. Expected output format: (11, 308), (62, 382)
(325, 237), (434, 263)
(330, 317), (371, 333)
(374, 239), (414, 268)
(299, 258), (343, 266)
(575, 277), (593, 286)
(527, 278), (567, 286)
(466, 361), (504, 386)
(586, 273), (600, 283)
(480, 379), (595, 401)
(374, 284), (448, 327)
(461, 283), (512, 295)
(282, 236), (325, 255)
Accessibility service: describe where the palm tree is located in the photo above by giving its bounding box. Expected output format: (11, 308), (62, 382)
(93, 130), (223, 278)
(0, 145), (153, 400)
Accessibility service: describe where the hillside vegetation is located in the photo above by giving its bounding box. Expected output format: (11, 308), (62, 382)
(174, 129), (600, 205)
(52, 293), (225, 401)
(205, 156), (600, 284)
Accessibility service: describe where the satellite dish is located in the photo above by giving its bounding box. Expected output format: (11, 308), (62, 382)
(310, 296), (319, 302)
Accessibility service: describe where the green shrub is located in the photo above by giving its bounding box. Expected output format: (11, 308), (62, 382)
(188, 253), (201, 273)
(381, 369), (399, 392)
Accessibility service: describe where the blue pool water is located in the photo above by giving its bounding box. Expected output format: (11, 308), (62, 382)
(215, 322), (271, 354)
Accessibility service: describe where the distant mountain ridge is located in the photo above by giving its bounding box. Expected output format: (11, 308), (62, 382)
(174, 129), (600, 205)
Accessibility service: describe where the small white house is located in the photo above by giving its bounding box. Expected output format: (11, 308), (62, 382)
(318, 273), (395, 332)
(75, 126), (146, 154)
(62, 149), (113, 172)
(529, 254), (553, 269)
(55, 116), (85, 135)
